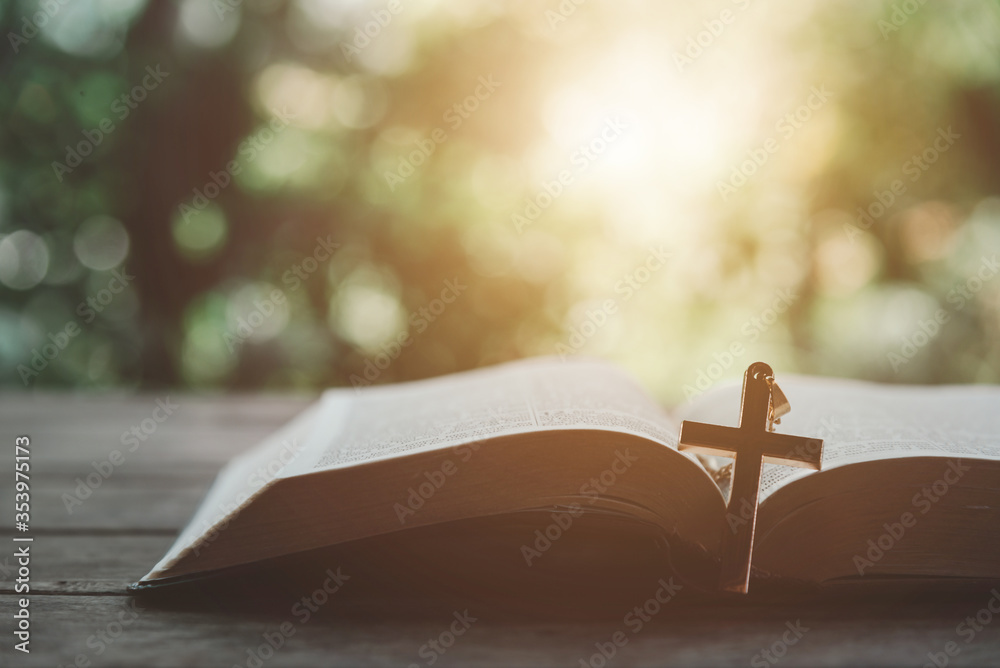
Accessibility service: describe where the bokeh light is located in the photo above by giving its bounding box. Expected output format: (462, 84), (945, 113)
(0, 231), (50, 291)
(1, 0), (999, 398)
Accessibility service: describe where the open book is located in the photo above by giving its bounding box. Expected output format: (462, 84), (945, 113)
(136, 357), (1000, 589)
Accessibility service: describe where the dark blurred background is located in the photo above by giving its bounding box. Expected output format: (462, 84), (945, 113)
(1, 0), (998, 402)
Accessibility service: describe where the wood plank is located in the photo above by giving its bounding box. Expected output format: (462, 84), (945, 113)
(0, 393), (311, 468)
(0, 471), (212, 532)
(0, 394), (301, 533)
(0, 535), (175, 594)
(0, 392), (311, 425)
(2, 593), (999, 667)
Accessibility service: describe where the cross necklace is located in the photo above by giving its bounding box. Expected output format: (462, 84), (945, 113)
(678, 362), (823, 593)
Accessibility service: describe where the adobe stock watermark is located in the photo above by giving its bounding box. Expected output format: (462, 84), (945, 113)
(853, 459), (970, 575)
(389, 409), (502, 523)
(886, 254), (999, 372)
(577, 577), (683, 668)
(179, 108), (294, 223)
(224, 235), (340, 354)
(681, 288), (797, 399)
(339, 0), (404, 62)
(750, 620), (810, 667)
(392, 439), (484, 524)
(922, 588), (1000, 668)
(247, 438), (302, 490)
(521, 449), (638, 566)
(725, 432), (827, 534)
(407, 610), (478, 668)
(512, 116), (629, 233)
(213, 0), (244, 19)
(17, 266), (135, 385)
(544, 0), (589, 31)
(672, 0), (754, 73)
(61, 397), (180, 514)
(52, 65), (170, 182)
(8, 0), (72, 54)
(190, 438), (306, 558)
(845, 126), (960, 242)
(55, 599), (144, 668)
(350, 277), (467, 389)
(555, 244), (671, 358)
(721, 417), (836, 531)
(234, 567), (350, 668)
(878, 0), (927, 40)
(384, 75), (501, 191)
(716, 85), (831, 202)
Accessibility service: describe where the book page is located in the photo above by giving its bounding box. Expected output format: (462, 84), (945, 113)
(286, 357), (682, 473)
(677, 376), (1000, 501)
(144, 402), (318, 580)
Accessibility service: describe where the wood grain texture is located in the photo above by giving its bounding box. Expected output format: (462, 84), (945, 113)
(3, 592), (1000, 667)
(1, 393), (999, 667)
(0, 472), (213, 532)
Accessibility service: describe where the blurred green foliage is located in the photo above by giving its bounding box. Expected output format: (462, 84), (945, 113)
(1, 0), (999, 401)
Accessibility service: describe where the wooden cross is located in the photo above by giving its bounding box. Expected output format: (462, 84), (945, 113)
(678, 362), (823, 593)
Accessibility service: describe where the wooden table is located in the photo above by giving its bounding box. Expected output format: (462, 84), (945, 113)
(2, 394), (999, 667)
